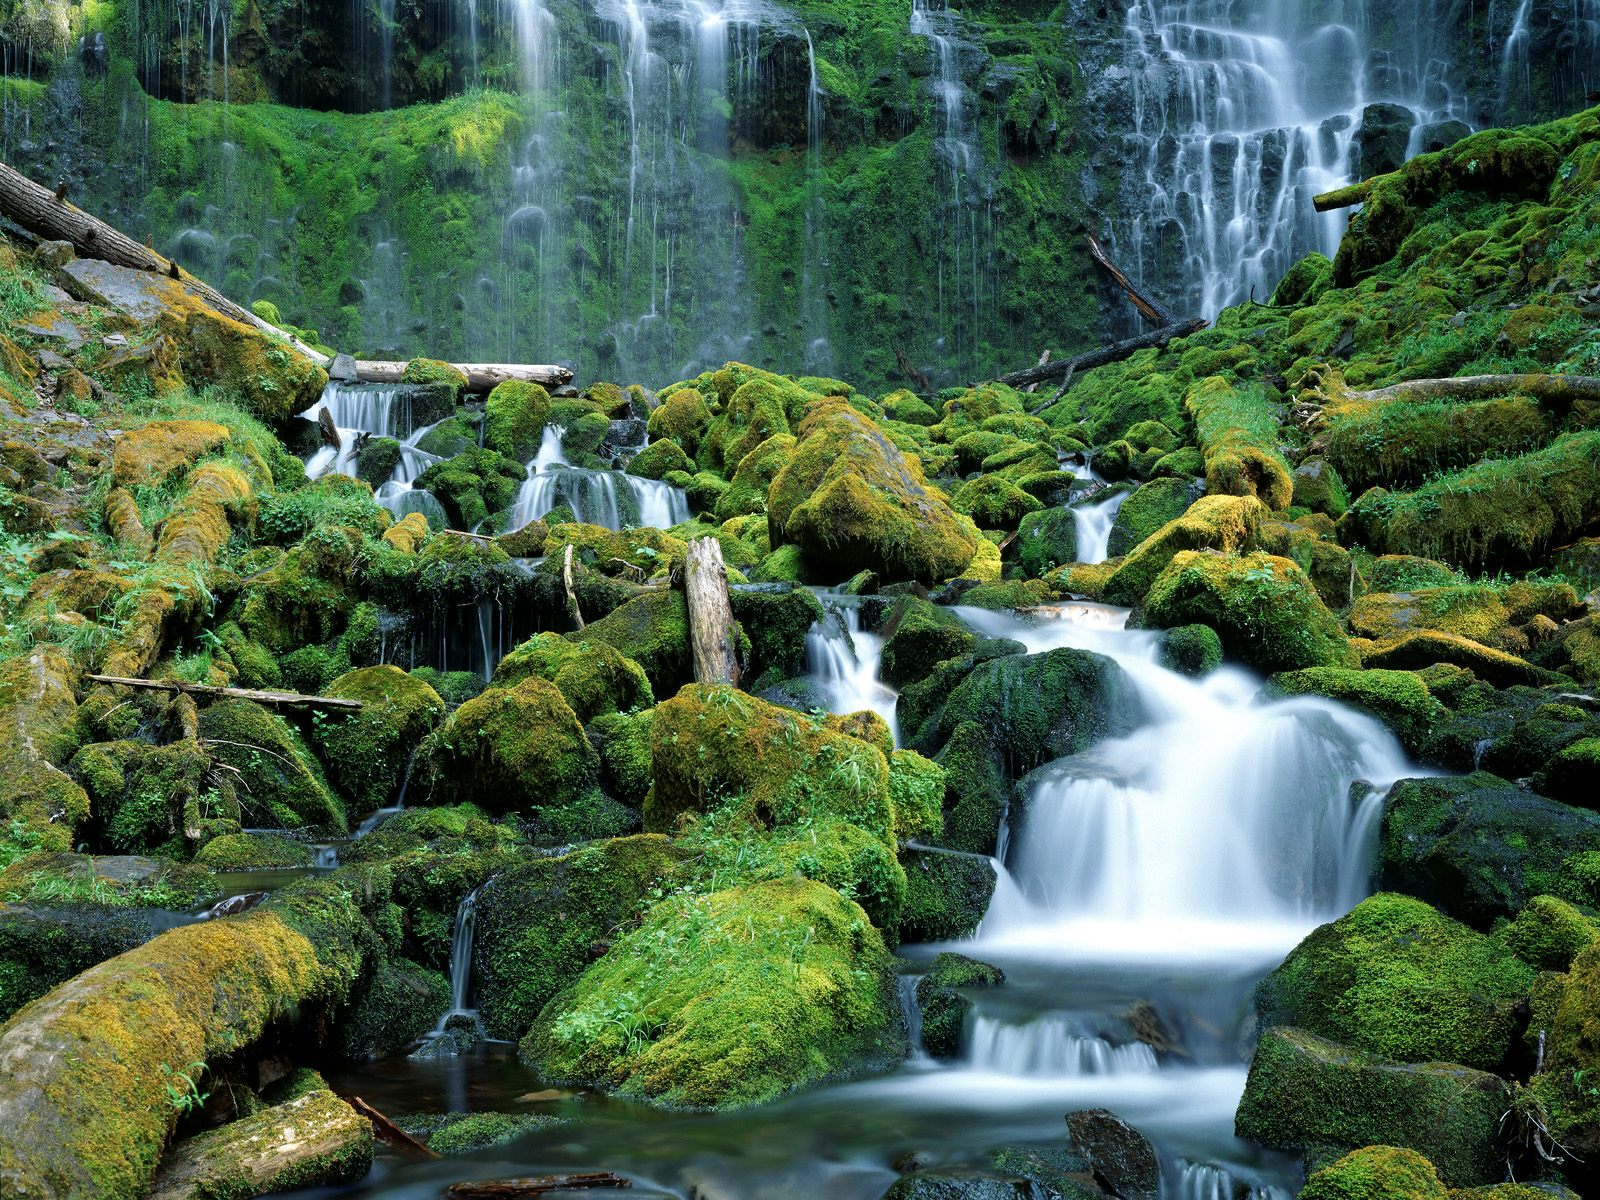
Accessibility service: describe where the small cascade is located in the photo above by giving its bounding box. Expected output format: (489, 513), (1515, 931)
(1072, 489), (1129, 565)
(352, 749), (416, 838)
(801, 595), (899, 743)
(512, 425), (690, 531)
(437, 888), (481, 1030)
(799, 29), (834, 376)
(1171, 1160), (1291, 1200)
(301, 382), (447, 522)
(897, 974), (928, 1062)
(966, 1014), (1159, 1076)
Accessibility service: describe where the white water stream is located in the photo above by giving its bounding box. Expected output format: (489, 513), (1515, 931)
(511, 425), (690, 530)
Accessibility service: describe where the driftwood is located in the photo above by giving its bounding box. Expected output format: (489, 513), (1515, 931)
(446, 1174), (631, 1198)
(1010, 318), (1208, 407)
(1313, 180), (1375, 212)
(86, 674), (363, 710)
(562, 544), (585, 631)
(0, 162), (574, 391)
(317, 408), (340, 450)
(1345, 373), (1600, 406)
(1087, 232), (1180, 326)
(348, 1096), (439, 1162)
(685, 537), (740, 686)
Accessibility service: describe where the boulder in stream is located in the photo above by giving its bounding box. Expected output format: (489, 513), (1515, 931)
(880, 1167), (1043, 1200)
(1064, 1109), (1159, 1200)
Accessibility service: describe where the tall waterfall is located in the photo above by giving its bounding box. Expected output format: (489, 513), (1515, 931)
(1115, 0), (1476, 321)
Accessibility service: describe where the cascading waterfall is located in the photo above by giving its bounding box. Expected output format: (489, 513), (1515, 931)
(512, 425), (690, 530)
(302, 383), (449, 522)
(1071, 488), (1129, 566)
(800, 595), (899, 741)
(967, 1014), (1160, 1076)
(426, 889), (483, 1038)
(1116, 0), (1475, 323)
(800, 29), (834, 376)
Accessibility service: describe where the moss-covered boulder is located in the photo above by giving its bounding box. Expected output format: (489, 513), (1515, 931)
(0, 905), (158, 1022)
(1012, 508), (1079, 579)
(473, 835), (686, 1041)
(627, 437), (693, 481)
(1379, 772), (1600, 926)
(1358, 630), (1555, 688)
(1291, 457), (1351, 517)
(1106, 477), (1199, 559)
(1523, 941), (1600, 1164)
(1500, 895), (1600, 972)
(768, 399), (980, 584)
(647, 387), (712, 455)
(148, 1086), (372, 1200)
(1254, 894), (1535, 1071)
(175, 306), (328, 424)
(1158, 624), (1222, 675)
(1141, 551), (1357, 672)
(570, 589), (691, 698)
(199, 700), (344, 834)
(1538, 737), (1600, 809)
(1262, 668), (1443, 752)
(588, 710), (654, 807)
(1234, 1026), (1510, 1186)
(952, 476), (1043, 531)
(898, 848), (998, 942)
(1184, 376), (1293, 509)
(714, 433), (796, 521)
(192, 833), (312, 870)
(110, 420), (231, 487)
(315, 667), (445, 814)
(916, 952), (1004, 1060)
(728, 586), (824, 690)
(1349, 588), (1513, 647)
(417, 678), (600, 819)
(1298, 1146), (1448, 1200)
(482, 380), (550, 461)
(880, 597), (977, 688)
(1101, 494), (1268, 606)
(522, 879), (904, 1108)
(0, 880), (367, 1199)
(646, 685), (892, 843)
(332, 955), (450, 1061)
(492, 633), (653, 724)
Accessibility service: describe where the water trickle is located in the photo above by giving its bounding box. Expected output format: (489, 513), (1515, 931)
(800, 595), (899, 742)
(436, 888), (482, 1031)
(967, 1014), (1159, 1077)
(1171, 1159), (1291, 1200)
(512, 425), (690, 530)
(1072, 488), (1129, 565)
(800, 28), (834, 377)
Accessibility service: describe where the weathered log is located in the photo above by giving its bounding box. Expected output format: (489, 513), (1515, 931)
(85, 674), (363, 710)
(1087, 232), (1179, 326)
(0, 162), (574, 392)
(685, 537), (740, 687)
(317, 407), (340, 450)
(351, 360), (572, 392)
(446, 1173), (632, 1197)
(1313, 180), (1375, 212)
(1021, 348), (1052, 394)
(348, 1096), (439, 1162)
(1006, 318), (1208, 403)
(1345, 373), (1600, 406)
(562, 544), (585, 631)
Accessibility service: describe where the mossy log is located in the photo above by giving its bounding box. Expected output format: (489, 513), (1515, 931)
(446, 1174), (632, 1197)
(85, 674), (363, 710)
(1313, 180), (1376, 212)
(351, 360), (571, 392)
(1344, 373), (1600, 406)
(685, 537), (740, 686)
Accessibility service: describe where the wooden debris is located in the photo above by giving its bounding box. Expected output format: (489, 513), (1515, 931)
(1313, 180), (1375, 212)
(1012, 318), (1209, 406)
(446, 1173), (631, 1197)
(348, 1096), (440, 1162)
(85, 675), (363, 710)
(685, 536), (740, 686)
(562, 543), (585, 631)
(1087, 232), (1180, 326)
(1343, 372), (1600, 406)
(1021, 348), (1052, 394)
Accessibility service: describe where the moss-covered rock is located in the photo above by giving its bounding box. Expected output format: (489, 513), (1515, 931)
(915, 952), (1004, 1060)
(1141, 551), (1357, 672)
(952, 475), (1043, 531)
(1184, 377), (1293, 509)
(768, 399), (980, 584)
(1291, 457), (1351, 517)
(1298, 1146), (1448, 1200)
(1522, 941), (1600, 1164)
(588, 709), (654, 808)
(1012, 508), (1080, 579)
(570, 588), (691, 698)
(0, 647), (88, 851)
(1358, 630), (1555, 688)
(522, 878), (904, 1108)
(1349, 588), (1513, 648)
(474, 834), (686, 1041)
(1537, 737), (1600, 810)
(110, 420), (231, 487)
(1106, 477), (1200, 559)
(932, 720), (1011, 857)
(0, 905), (157, 1022)
(1235, 1026), (1510, 1187)
(880, 597), (977, 688)
(1157, 624), (1222, 676)
(315, 667), (445, 814)
(647, 387), (712, 455)
(897, 847), (997, 943)
(198, 700), (344, 834)
(1101, 494), (1268, 607)
(492, 633), (653, 724)
(1263, 668), (1443, 752)
(1254, 893), (1535, 1071)
(417, 678), (600, 819)
(627, 437), (693, 481)
(333, 956), (449, 1061)
(483, 380), (551, 461)
(192, 833), (312, 870)
(1499, 895), (1600, 972)
(728, 586), (824, 690)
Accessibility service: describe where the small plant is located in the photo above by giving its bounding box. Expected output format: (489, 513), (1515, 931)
(1576, 1067), (1600, 1098)
(160, 1061), (210, 1114)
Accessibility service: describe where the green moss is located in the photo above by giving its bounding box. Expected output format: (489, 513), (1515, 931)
(193, 833), (312, 870)
(572, 588), (692, 698)
(588, 710), (654, 808)
(952, 475), (1043, 531)
(647, 388), (712, 455)
(400, 357), (468, 397)
(1235, 1026), (1510, 1187)
(897, 847), (997, 942)
(315, 666), (445, 815)
(880, 597), (977, 688)
(199, 699), (345, 834)
(0, 905), (154, 1022)
(1142, 551), (1357, 672)
(1184, 377), (1293, 509)
(1497, 894), (1600, 971)
(425, 1112), (564, 1154)
(887, 749), (946, 845)
(1264, 668), (1444, 752)
(522, 878), (904, 1109)
(627, 438), (693, 481)
(1255, 893), (1536, 1071)
(335, 956), (449, 1060)
(492, 633), (653, 724)
(1298, 1146), (1448, 1200)
(1158, 624), (1222, 676)
(474, 835), (686, 1041)
(1106, 478), (1197, 559)
(483, 380), (551, 461)
(1011, 507), (1078, 578)
(915, 951), (1004, 1059)
(728, 586), (825, 689)
(1101, 494), (1267, 607)
(1538, 737), (1600, 809)
(715, 433), (797, 521)
(1523, 941), (1600, 1161)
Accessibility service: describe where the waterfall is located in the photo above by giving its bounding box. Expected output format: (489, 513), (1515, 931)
(967, 1015), (1159, 1076)
(512, 425), (690, 530)
(1072, 489), (1129, 565)
(1116, 0), (1473, 323)
(800, 29), (834, 377)
(801, 596), (899, 743)
(1171, 1161), (1290, 1200)
(955, 603), (1412, 957)
(436, 888), (481, 1030)
(301, 382), (448, 522)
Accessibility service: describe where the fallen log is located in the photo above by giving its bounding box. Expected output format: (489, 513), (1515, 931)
(1021, 348), (1052, 394)
(351, 360), (572, 392)
(1313, 180), (1375, 212)
(348, 1096), (439, 1162)
(685, 537), (740, 686)
(446, 1173), (631, 1198)
(0, 162), (575, 392)
(1006, 318), (1208, 403)
(1087, 232), (1179, 326)
(562, 543), (585, 631)
(1344, 373), (1600, 406)
(86, 674), (363, 710)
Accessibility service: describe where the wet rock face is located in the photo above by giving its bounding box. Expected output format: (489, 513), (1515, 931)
(1064, 1108), (1159, 1200)
(879, 1167), (1043, 1200)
